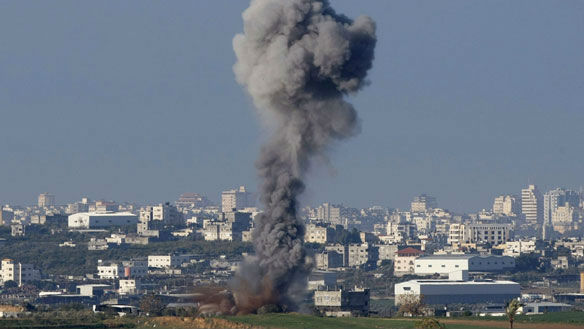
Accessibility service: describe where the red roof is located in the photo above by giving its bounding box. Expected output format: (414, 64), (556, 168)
(397, 247), (423, 256)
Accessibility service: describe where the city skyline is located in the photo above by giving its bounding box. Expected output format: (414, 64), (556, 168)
(1, 1), (583, 212)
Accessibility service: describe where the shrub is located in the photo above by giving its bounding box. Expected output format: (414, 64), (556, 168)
(415, 318), (446, 329)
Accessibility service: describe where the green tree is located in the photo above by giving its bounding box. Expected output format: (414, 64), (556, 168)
(506, 299), (522, 329)
(140, 294), (165, 316)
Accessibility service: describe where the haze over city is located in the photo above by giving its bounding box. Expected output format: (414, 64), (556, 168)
(1, 1), (582, 212)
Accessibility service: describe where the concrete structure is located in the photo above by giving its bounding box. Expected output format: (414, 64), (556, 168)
(395, 273), (520, 305)
(493, 195), (520, 216)
(97, 261), (122, 279)
(414, 254), (515, 275)
(411, 194), (437, 213)
(522, 302), (572, 314)
(522, 185), (543, 224)
(68, 212), (138, 229)
(453, 223), (512, 245)
(315, 251), (344, 270)
(175, 193), (211, 209)
(394, 247), (423, 276)
(552, 204), (576, 234)
(38, 193), (55, 207)
(1, 259), (40, 286)
(119, 279), (140, 295)
(316, 203), (341, 224)
(314, 287), (370, 317)
(500, 239), (537, 257)
(306, 224), (335, 244)
(308, 271), (338, 290)
(348, 243), (378, 267)
(148, 255), (189, 268)
(221, 186), (253, 212)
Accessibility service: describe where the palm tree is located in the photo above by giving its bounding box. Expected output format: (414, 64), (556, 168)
(506, 299), (522, 329)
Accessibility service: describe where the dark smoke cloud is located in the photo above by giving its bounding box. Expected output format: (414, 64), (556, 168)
(199, 0), (376, 314)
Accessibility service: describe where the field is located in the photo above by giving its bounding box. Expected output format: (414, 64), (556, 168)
(2, 312), (584, 329)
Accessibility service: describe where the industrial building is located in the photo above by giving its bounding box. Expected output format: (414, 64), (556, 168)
(68, 212), (138, 229)
(414, 254), (515, 275)
(395, 271), (520, 305)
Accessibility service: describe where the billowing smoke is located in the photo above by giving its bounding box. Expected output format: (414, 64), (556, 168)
(197, 0), (376, 314)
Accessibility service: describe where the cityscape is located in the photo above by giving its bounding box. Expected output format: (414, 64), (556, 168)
(2, 0), (583, 328)
(1, 183), (584, 324)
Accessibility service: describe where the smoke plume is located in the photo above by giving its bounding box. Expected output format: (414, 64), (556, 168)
(198, 0), (376, 314)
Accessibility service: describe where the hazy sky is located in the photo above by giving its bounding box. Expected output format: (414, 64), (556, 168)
(1, 1), (583, 211)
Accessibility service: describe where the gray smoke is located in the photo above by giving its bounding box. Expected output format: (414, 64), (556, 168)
(232, 0), (376, 312)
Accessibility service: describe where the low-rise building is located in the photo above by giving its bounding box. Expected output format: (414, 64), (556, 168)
(148, 255), (189, 268)
(119, 279), (140, 295)
(395, 271), (520, 305)
(314, 287), (370, 317)
(1, 259), (40, 286)
(68, 212), (138, 229)
(414, 254), (515, 275)
(394, 247), (423, 276)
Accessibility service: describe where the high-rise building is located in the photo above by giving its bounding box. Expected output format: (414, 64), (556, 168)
(411, 194), (437, 213)
(521, 185), (543, 224)
(175, 193), (212, 209)
(316, 203), (341, 224)
(493, 195), (520, 216)
(38, 193), (55, 207)
(221, 186), (253, 213)
(542, 188), (579, 237)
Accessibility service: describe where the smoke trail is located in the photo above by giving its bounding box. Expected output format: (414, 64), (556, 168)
(225, 0), (375, 313)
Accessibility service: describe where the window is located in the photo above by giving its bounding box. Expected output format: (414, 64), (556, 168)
(403, 287), (411, 291)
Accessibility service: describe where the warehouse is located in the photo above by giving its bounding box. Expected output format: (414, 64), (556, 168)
(68, 212), (138, 229)
(395, 271), (520, 305)
(414, 254), (515, 275)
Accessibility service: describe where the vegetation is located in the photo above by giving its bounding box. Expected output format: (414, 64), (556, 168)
(505, 299), (522, 329)
(0, 237), (252, 276)
(414, 318), (445, 329)
(397, 294), (426, 317)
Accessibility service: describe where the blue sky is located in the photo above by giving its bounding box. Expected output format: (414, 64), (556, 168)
(0, 1), (582, 212)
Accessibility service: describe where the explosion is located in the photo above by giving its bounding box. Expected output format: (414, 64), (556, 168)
(197, 0), (376, 314)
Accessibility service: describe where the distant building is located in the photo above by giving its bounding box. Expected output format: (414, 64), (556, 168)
(315, 250), (345, 270)
(394, 247), (423, 276)
(175, 193), (211, 209)
(97, 261), (122, 279)
(411, 194), (437, 213)
(306, 224), (335, 244)
(414, 254), (515, 276)
(493, 195), (520, 217)
(10, 224), (25, 237)
(147, 255), (189, 268)
(221, 186), (253, 212)
(1, 259), (40, 286)
(465, 223), (513, 245)
(522, 185), (543, 224)
(307, 271), (337, 290)
(499, 239), (537, 257)
(38, 193), (55, 207)
(68, 212), (138, 229)
(316, 203), (341, 224)
(395, 271), (520, 305)
(348, 243), (378, 268)
(552, 204), (576, 234)
(314, 287), (370, 317)
(119, 279), (140, 295)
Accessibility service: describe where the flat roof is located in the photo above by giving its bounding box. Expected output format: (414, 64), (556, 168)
(398, 279), (519, 286)
(417, 254), (511, 260)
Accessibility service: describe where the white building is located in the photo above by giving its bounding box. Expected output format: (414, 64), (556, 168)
(147, 255), (189, 268)
(414, 254), (515, 275)
(119, 279), (140, 295)
(500, 239), (537, 257)
(221, 186), (253, 212)
(394, 247), (424, 276)
(522, 185), (543, 224)
(493, 195), (520, 217)
(97, 261), (123, 279)
(38, 193), (55, 207)
(411, 194), (437, 213)
(316, 203), (341, 224)
(306, 224), (334, 244)
(395, 271), (520, 305)
(1, 259), (40, 286)
(68, 212), (138, 229)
